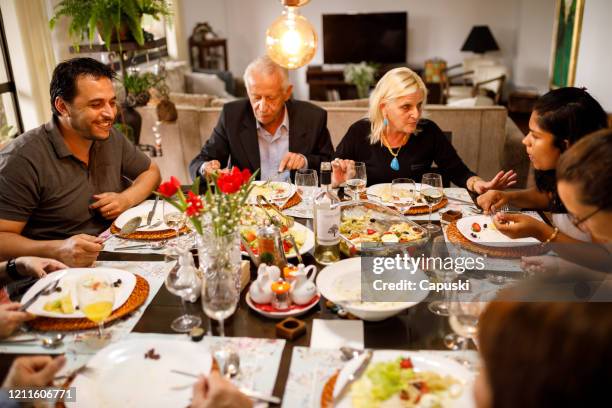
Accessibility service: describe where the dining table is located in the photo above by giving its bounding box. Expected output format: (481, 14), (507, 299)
(0, 188), (547, 406)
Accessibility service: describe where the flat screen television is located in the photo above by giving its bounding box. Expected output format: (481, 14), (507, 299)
(322, 12), (407, 64)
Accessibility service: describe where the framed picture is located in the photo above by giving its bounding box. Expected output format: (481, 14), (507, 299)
(549, 0), (585, 88)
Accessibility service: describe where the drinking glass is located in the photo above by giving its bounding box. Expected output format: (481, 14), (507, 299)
(295, 169), (318, 215)
(165, 251), (202, 332)
(426, 236), (455, 316)
(345, 161), (367, 200)
(448, 287), (493, 367)
(421, 173), (444, 233)
(391, 178), (416, 214)
(76, 275), (115, 348)
(201, 269), (239, 338)
(163, 201), (186, 239)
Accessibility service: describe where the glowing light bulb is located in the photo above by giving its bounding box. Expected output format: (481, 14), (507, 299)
(266, 7), (317, 69)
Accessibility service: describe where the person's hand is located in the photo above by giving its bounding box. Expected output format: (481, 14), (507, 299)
(473, 170), (518, 194)
(0, 303), (35, 338)
(54, 234), (103, 267)
(476, 190), (509, 214)
(331, 159), (355, 187)
(191, 371), (252, 408)
(2, 355), (66, 388)
(493, 212), (546, 240)
(90, 192), (132, 220)
(202, 160), (222, 176)
(278, 152), (306, 172)
(521, 255), (562, 276)
(15, 257), (67, 279)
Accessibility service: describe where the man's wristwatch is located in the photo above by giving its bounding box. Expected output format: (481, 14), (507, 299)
(6, 258), (21, 281)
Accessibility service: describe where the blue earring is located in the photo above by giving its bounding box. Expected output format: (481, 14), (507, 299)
(383, 118), (388, 127)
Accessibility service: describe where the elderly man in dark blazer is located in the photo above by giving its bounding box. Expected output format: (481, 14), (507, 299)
(189, 56), (334, 181)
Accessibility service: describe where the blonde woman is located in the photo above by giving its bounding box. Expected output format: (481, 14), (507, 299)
(332, 67), (515, 191)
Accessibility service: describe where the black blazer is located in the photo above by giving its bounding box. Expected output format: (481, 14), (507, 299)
(189, 99), (334, 180)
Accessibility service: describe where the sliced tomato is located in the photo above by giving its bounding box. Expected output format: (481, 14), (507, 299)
(280, 225), (289, 233)
(400, 357), (413, 369)
(367, 228), (376, 235)
(244, 231), (257, 242)
(282, 240), (293, 252)
(471, 223), (481, 232)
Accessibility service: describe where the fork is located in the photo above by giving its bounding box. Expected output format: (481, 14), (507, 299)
(54, 364), (96, 382)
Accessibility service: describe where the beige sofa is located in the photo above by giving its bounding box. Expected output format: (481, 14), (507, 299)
(138, 102), (529, 187)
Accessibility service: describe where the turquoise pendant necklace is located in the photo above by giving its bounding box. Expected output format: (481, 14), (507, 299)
(382, 134), (407, 171)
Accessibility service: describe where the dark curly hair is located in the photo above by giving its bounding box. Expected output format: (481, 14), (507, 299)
(50, 57), (116, 117)
(531, 87), (608, 212)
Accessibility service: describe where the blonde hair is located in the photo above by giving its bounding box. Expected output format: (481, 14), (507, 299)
(243, 55), (290, 91)
(368, 67), (428, 144)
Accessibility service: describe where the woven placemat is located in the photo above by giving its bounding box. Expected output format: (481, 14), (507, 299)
(110, 223), (189, 241)
(29, 274), (149, 332)
(320, 371), (339, 408)
(446, 221), (545, 258)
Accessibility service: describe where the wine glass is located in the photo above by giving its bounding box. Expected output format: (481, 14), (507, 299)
(391, 178), (416, 214)
(77, 275), (115, 349)
(447, 287), (494, 367)
(163, 201), (186, 239)
(345, 161), (367, 200)
(421, 173), (444, 233)
(201, 268), (240, 376)
(165, 250), (202, 332)
(295, 169), (318, 215)
(426, 236), (455, 316)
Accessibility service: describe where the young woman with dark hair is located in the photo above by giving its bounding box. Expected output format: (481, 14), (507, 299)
(477, 87), (608, 243)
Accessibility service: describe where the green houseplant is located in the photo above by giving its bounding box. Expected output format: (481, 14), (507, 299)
(49, 0), (172, 50)
(344, 62), (377, 99)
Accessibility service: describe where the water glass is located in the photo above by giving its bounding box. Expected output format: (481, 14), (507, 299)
(295, 169), (318, 213)
(201, 269), (239, 337)
(345, 161), (367, 200)
(391, 178), (416, 214)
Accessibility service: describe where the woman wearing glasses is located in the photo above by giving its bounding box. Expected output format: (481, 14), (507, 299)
(557, 129), (612, 243)
(331, 67), (517, 192)
(477, 87), (608, 243)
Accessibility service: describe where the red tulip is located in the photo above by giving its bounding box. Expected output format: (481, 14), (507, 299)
(158, 176), (181, 197)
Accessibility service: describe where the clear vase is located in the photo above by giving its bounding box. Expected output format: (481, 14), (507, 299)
(196, 229), (242, 295)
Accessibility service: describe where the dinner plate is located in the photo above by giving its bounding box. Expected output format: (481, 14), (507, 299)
(367, 182), (430, 207)
(67, 338), (212, 408)
(245, 292), (320, 319)
(316, 258), (428, 321)
(240, 222), (315, 259)
(115, 199), (181, 232)
(21, 268), (136, 318)
(247, 181), (296, 205)
(457, 214), (540, 248)
(331, 350), (475, 408)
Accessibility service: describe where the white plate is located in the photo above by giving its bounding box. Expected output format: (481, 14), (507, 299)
(241, 222), (315, 259)
(115, 200), (181, 232)
(67, 338), (212, 408)
(246, 292), (320, 319)
(457, 214), (540, 248)
(333, 350), (475, 408)
(21, 268), (136, 318)
(247, 181), (296, 205)
(367, 182), (430, 207)
(316, 258), (428, 321)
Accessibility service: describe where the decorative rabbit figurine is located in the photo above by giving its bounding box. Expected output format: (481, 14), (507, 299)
(290, 264), (317, 305)
(175, 249), (202, 303)
(249, 264), (281, 304)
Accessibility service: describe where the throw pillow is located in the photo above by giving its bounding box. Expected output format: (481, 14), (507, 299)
(185, 72), (233, 98)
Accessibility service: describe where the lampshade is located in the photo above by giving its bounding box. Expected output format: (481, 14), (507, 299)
(266, 7), (317, 69)
(460, 26), (499, 54)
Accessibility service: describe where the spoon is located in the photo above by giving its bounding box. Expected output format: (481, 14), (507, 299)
(103, 216), (142, 242)
(2, 333), (65, 349)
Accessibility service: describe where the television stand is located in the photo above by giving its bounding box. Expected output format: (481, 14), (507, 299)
(306, 65), (430, 101)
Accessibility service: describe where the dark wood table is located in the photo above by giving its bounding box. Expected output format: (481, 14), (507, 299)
(0, 227), (460, 404)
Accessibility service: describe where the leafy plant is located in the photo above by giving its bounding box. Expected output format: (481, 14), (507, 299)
(49, 0), (172, 51)
(344, 62), (378, 99)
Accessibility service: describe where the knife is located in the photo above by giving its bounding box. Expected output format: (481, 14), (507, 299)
(146, 196), (159, 226)
(20, 271), (68, 312)
(333, 349), (373, 402)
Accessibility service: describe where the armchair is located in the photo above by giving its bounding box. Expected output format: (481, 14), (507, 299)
(443, 63), (508, 106)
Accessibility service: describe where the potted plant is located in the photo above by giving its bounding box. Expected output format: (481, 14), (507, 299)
(344, 62), (378, 99)
(49, 0), (172, 50)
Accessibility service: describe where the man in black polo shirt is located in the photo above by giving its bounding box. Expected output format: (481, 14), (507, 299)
(0, 58), (161, 266)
